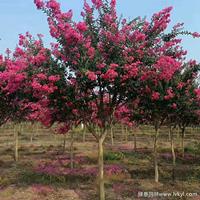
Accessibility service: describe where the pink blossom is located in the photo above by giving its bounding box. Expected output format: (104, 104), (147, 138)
(152, 7), (173, 33)
(97, 63), (106, 69)
(46, 0), (60, 13)
(171, 103), (177, 109)
(154, 56), (181, 81)
(151, 91), (160, 101)
(62, 10), (73, 20)
(87, 47), (95, 59)
(177, 82), (184, 89)
(192, 32), (200, 38)
(86, 71), (97, 81)
(110, 63), (118, 69)
(34, 0), (44, 9)
(48, 75), (60, 82)
(132, 30), (146, 42)
(76, 22), (88, 32)
(91, 0), (103, 9)
(102, 69), (118, 81)
(124, 63), (139, 78)
(37, 73), (47, 80)
(194, 88), (200, 100)
(84, 1), (92, 14)
(110, 0), (116, 8)
(164, 88), (175, 100)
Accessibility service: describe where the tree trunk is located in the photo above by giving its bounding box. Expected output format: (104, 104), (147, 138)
(70, 131), (74, 169)
(170, 127), (176, 182)
(110, 126), (114, 146)
(154, 126), (159, 183)
(177, 126), (180, 140)
(133, 130), (137, 151)
(125, 126), (128, 142)
(181, 127), (185, 158)
(98, 137), (105, 200)
(121, 125), (124, 142)
(14, 125), (19, 162)
(30, 123), (34, 144)
(63, 134), (67, 153)
(168, 129), (171, 142)
(83, 127), (86, 143)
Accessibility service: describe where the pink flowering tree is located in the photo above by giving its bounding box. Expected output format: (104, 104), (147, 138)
(0, 53), (25, 162)
(33, 0), (150, 198)
(121, 9), (200, 182)
(0, 54), (17, 126)
(160, 60), (200, 181)
(0, 33), (62, 160)
(32, 0), (200, 197)
(0, 52), (24, 161)
(170, 62), (200, 159)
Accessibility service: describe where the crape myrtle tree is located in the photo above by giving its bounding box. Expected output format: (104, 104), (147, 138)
(33, 0), (200, 197)
(0, 52), (28, 162)
(0, 33), (62, 160)
(135, 57), (200, 182)
(0, 54), (16, 126)
(164, 60), (200, 182)
(33, 0), (151, 199)
(0, 53), (22, 162)
(124, 14), (200, 182)
(172, 62), (200, 158)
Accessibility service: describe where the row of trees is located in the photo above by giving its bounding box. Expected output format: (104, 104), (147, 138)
(0, 0), (199, 199)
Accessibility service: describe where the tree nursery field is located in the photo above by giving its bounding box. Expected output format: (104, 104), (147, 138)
(0, 0), (200, 199)
(0, 123), (200, 200)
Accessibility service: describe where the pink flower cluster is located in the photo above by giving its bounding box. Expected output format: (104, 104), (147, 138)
(152, 7), (173, 33)
(34, 0), (44, 9)
(102, 69), (118, 82)
(164, 88), (175, 100)
(154, 56), (181, 81)
(151, 91), (160, 101)
(86, 71), (97, 81)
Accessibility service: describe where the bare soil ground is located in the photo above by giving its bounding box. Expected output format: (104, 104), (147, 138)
(0, 124), (200, 200)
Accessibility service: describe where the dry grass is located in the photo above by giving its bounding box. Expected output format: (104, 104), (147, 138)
(0, 123), (200, 200)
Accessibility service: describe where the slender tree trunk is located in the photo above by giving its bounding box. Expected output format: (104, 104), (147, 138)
(14, 125), (19, 162)
(63, 134), (67, 153)
(83, 127), (86, 143)
(125, 126), (128, 142)
(70, 131), (74, 169)
(133, 130), (137, 151)
(121, 124), (124, 142)
(96, 126), (100, 137)
(110, 126), (114, 146)
(30, 123), (34, 144)
(98, 137), (105, 200)
(168, 129), (171, 142)
(170, 127), (176, 182)
(181, 127), (185, 158)
(177, 126), (180, 140)
(154, 126), (159, 183)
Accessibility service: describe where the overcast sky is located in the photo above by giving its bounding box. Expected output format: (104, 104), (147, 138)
(0, 0), (199, 61)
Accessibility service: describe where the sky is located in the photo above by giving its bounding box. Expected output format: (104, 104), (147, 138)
(0, 0), (199, 61)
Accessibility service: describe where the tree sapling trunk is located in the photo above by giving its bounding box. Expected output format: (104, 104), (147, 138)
(170, 126), (176, 182)
(98, 135), (106, 200)
(110, 125), (114, 146)
(14, 124), (19, 162)
(70, 131), (74, 169)
(133, 130), (137, 151)
(154, 125), (159, 183)
(181, 127), (185, 158)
